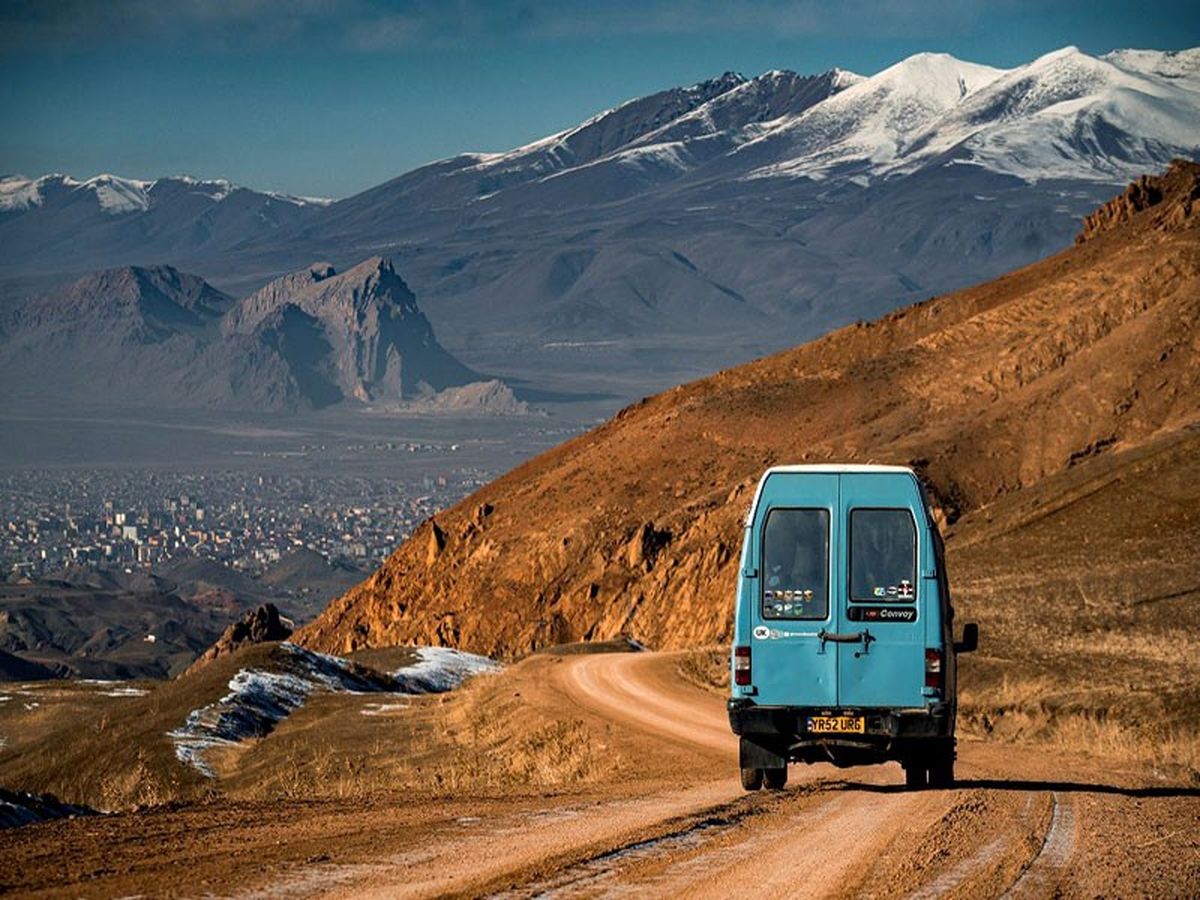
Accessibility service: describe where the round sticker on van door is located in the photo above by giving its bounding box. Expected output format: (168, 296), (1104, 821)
(752, 625), (770, 640)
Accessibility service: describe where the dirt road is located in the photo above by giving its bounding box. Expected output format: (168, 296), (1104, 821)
(3, 651), (1198, 898)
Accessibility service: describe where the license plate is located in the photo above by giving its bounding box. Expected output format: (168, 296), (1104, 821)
(806, 715), (865, 734)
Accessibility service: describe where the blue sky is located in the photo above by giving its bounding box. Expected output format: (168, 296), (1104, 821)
(2, 0), (1197, 199)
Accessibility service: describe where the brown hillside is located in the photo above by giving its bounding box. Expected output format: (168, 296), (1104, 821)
(298, 161), (1200, 659)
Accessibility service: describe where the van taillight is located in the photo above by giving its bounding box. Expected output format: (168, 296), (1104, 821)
(734, 646), (751, 686)
(925, 648), (943, 690)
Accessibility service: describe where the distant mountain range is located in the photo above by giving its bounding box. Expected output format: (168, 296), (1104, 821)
(2, 46), (1197, 396)
(0, 174), (328, 275)
(0, 256), (522, 412)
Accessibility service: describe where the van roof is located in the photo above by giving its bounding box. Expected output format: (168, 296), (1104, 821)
(761, 464), (915, 475)
(745, 464), (919, 524)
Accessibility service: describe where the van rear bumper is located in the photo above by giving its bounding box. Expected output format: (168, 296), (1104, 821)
(727, 698), (950, 742)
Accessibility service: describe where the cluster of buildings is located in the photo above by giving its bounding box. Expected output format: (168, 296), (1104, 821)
(0, 465), (492, 580)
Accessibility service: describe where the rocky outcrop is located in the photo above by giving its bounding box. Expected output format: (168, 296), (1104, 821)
(1076, 159), (1200, 243)
(184, 604), (292, 675)
(223, 257), (481, 403)
(0, 256), (505, 413)
(296, 163), (1200, 660)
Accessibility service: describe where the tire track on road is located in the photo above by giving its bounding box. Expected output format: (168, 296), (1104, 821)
(1000, 791), (1077, 899)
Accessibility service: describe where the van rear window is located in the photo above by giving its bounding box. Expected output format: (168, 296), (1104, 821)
(761, 508), (829, 620)
(849, 509), (916, 602)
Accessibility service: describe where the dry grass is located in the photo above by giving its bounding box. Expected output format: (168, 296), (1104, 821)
(211, 655), (624, 803)
(949, 429), (1200, 780)
(675, 647), (729, 694)
(0, 647), (285, 809)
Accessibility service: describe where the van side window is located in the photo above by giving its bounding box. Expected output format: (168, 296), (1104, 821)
(761, 508), (829, 620)
(849, 509), (916, 602)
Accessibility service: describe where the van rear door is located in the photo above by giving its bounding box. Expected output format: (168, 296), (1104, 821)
(836, 474), (927, 709)
(748, 473), (838, 708)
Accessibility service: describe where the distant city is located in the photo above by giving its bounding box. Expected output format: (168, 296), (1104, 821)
(1, 444), (495, 579)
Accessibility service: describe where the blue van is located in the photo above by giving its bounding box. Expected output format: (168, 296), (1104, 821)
(727, 465), (978, 790)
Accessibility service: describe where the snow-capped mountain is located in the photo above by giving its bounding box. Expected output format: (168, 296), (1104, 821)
(743, 52), (1009, 180)
(895, 46), (1200, 182)
(0, 173), (330, 281)
(1, 46), (1196, 402)
(0, 172), (329, 215)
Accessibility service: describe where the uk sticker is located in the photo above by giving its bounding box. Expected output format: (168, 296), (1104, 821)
(752, 625), (770, 640)
(899, 580), (913, 598)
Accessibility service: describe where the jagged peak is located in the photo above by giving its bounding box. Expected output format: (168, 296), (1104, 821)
(341, 255), (398, 282)
(702, 70), (748, 90)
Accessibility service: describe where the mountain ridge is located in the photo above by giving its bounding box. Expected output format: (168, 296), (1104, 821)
(0, 257), (496, 411)
(2, 45), (1196, 401)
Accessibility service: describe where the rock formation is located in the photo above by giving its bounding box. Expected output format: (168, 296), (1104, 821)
(185, 603), (292, 675)
(0, 256), (499, 412)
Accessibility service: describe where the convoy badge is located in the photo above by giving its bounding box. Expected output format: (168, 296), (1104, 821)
(752, 625), (770, 640)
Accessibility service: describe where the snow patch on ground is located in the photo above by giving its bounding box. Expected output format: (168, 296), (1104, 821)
(360, 701), (409, 716)
(99, 686), (149, 697)
(169, 643), (499, 776)
(392, 646), (501, 693)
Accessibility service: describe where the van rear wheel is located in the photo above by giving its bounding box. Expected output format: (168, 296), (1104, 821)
(928, 748), (955, 788)
(740, 767), (764, 791)
(764, 767), (788, 790)
(903, 760), (927, 789)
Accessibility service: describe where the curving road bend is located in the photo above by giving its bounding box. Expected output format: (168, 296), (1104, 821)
(315, 650), (1188, 899)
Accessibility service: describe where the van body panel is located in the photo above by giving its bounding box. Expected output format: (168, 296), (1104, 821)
(837, 476), (931, 710)
(740, 472), (839, 708)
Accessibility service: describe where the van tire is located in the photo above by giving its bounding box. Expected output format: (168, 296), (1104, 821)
(903, 760), (927, 789)
(928, 747), (955, 788)
(740, 767), (764, 791)
(764, 767), (788, 790)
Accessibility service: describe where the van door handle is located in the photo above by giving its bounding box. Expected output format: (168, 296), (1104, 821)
(818, 629), (876, 657)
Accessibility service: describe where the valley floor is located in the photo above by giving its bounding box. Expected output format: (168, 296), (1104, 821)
(2, 650), (1197, 898)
